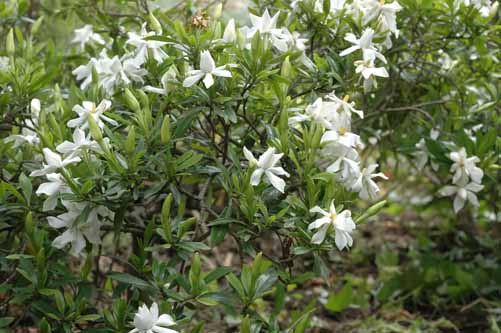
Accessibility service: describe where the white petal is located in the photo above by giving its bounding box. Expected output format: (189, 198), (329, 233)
(243, 147), (257, 164)
(156, 314), (176, 326)
(309, 206), (328, 216)
(212, 68), (232, 78)
(43, 148), (62, 167)
(250, 169), (264, 186)
(47, 216), (71, 229)
(312, 224), (329, 244)
(36, 182), (60, 196)
(453, 194), (465, 213)
(52, 229), (75, 249)
(43, 195), (59, 212)
(308, 216), (330, 231)
(202, 73), (214, 88)
(182, 73), (204, 87)
(200, 50), (215, 73)
(265, 171), (286, 193)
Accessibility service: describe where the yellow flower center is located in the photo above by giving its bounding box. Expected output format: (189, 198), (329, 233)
(338, 127), (348, 135)
(380, 0), (385, 5)
(330, 212), (337, 221)
(343, 95), (350, 103)
(90, 103), (97, 113)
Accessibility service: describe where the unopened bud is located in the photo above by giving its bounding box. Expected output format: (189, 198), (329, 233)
(6, 28), (15, 56)
(161, 115), (171, 144)
(87, 115), (103, 142)
(124, 88), (140, 112)
(281, 56), (292, 78)
(149, 12), (162, 34)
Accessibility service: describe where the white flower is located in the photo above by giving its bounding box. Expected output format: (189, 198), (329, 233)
(350, 164), (388, 200)
(308, 200), (356, 249)
(56, 128), (102, 157)
(449, 148), (483, 184)
(35, 173), (71, 211)
(243, 147), (290, 193)
(72, 25), (105, 49)
(289, 98), (336, 128)
(354, 59), (389, 91)
(245, 9), (289, 51)
(48, 201), (113, 256)
(129, 303), (177, 333)
(126, 23), (168, 64)
(439, 182), (483, 213)
(98, 53), (147, 94)
(72, 58), (99, 90)
(322, 144), (361, 183)
(222, 18), (237, 43)
(67, 100), (116, 130)
(30, 148), (81, 177)
(4, 128), (39, 148)
(144, 66), (178, 95)
(339, 28), (387, 63)
(31, 98), (41, 119)
(321, 121), (361, 149)
(363, 1), (402, 37)
(325, 92), (364, 119)
(183, 50), (232, 89)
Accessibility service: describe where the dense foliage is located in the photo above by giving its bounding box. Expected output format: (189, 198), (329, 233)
(0, 0), (500, 332)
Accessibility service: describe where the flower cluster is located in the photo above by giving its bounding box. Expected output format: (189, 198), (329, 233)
(439, 147), (484, 213)
(25, 99), (117, 255)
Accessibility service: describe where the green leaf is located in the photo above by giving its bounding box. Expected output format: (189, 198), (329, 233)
(108, 273), (151, 289)
(204, 267), (233, 283)
(0, 317), (14, 328)
(325, 283), (353, 313)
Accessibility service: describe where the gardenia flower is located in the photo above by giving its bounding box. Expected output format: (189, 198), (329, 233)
(47, 201), (113, 256)
(243, 147), (290, 193)
(308, 200), (356, 250)
(363, 1), (402, 37)
(56, 128), (102, 157)
(350, 164), (388, 200)
(129, 303), (177, 333)
(72, 24), (105, 49)
(289, 97), (336, 128)
(339, 28), (387, 63)
(245, 9), (289, 51)
(98, 53), (148, 94)
(325, 92), (364, 119)
(35, 173), (71, 211)
(354, 59), (389, 91)
(439, 182), (483, 213)
(4, 128), (39, 148)
(72, 57), (99, 90)
(68, 100), (117, 130)
(126, 23), (168, 64)
(183, 50), (232, 89)
(449, 148), (483, 184)
(144, 66), (178, 95)
(30, 148), (81, 177)
(322, 144), (360, 183)
(321, 121), (361, 149)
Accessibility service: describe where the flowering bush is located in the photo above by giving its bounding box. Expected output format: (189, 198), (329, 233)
(0, 0), (499, 331)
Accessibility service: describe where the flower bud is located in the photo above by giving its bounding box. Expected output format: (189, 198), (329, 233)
(124, 88), (140, 112)
(281, 56), (292, 79)
(87, 115), (103, 142)
(161, 115), (171, 144)
(6, 28), (15, 56)
(148, 12), (162, 34)
(31, 16), (44, 35)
